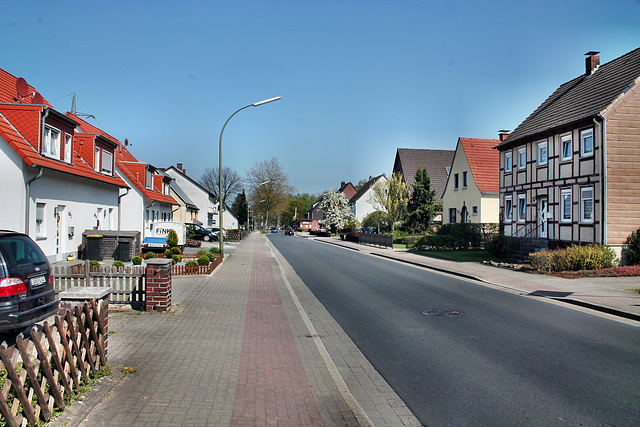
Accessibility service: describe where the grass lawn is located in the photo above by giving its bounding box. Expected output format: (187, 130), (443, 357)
(412, 249), (502, 263)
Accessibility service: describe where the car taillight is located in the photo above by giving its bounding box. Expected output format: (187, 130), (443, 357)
(0, 277), (28, 297)
(49, 267), (54, 286)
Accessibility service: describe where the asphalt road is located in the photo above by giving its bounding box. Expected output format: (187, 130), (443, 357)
(269, 233), (640, 426)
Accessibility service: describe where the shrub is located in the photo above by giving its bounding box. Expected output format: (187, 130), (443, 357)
(132, 256), (143, 265)
(145, 252), (156, 259)
(529, 244), (617, 272)
(413, 235), (455, 250)
(529, 251), (570, 272)
(403, 235), (425, 248)
(90, 260), (101, 268)
(625, 228), (640, 265)
(171, 246), (182, 255)
(197, 249), (208, 255)
(112, 260), (125, 268)
(164, 249), (173, 258)
(172, 254), (182, 265)
(167, 229), (179, 247)
(209, 247), (220, 254)
(186, 260), (198, 267)
(197, 255), (210, 266)
(437, 223), (482, 249)
(207, 253), (217, 262)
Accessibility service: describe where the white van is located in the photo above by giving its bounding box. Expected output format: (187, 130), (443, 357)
(144, 221), (187, 250)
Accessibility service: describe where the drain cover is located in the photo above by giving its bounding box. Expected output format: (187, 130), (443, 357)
(423, 309), (464, 317)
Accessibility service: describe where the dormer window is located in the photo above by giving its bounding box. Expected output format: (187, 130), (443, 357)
(145, 168), (153, 189)
(42, 125), (60, 159)
(101, 150), (113, 175)
(64, 134), (72, 163)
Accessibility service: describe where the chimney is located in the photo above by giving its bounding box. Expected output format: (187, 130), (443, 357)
(498, 129), (510, 142)
(585, 51), (600, 75)
(177, 163), (183, 172)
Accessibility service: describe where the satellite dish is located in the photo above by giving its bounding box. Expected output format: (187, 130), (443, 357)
(16, 77), (29, 98)
(32, 92), (44, 105)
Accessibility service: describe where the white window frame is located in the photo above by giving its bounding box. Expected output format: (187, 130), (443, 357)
(537, 141), (547, 166)
(64, 133), (72, 163)
(462, 171), (468, 189)
(580, 128), (594, 157)
(454, 173), (459, 190)
(561, 188), (572, 222)
(504, 196), (513, 222)
(560, 134), (572, 161)
(94, 147), (101, 172)
(580, 187), (594, 223)
(101, 150), (113, 175)
(35, 202), (46, 238)
(43, 125), (61, 159)
(517, 193), (526, 223)
(505, 151), (512, 173)
(517, 147), (526, 170)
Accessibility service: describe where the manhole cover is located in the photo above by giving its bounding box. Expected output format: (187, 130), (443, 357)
(423, 309), (464, 317)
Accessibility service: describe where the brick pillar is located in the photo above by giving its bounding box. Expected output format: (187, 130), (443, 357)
(58, 287), (110, 357)
(145, 258), (172, 311)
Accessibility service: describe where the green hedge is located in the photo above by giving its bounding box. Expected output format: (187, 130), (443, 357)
(529, 244), (617, 272)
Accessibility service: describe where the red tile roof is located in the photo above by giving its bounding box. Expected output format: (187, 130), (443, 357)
(459, 138), (500, 194)
(68, 113), (177, 205)
(0, 68), (52, 108)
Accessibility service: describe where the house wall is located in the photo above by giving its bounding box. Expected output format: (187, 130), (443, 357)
(118, 177), (144, 233)
(500, 123), (602, 243)
(480, 194), (500, 224)
(28, 170), (119, 262)
(0, 135), (27, 232)
(165, 169), (216, 225)
(603, 80), (640, 248)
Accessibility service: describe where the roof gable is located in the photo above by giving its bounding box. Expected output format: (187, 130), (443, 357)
(459, 138), (500, 193)
(393, 148), (454, 199)
(351, 175), (385, 202)
(500, 47), (640, 147)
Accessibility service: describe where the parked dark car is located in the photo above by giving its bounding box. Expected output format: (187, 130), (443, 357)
(186, 223), (217, 242)
(0, 231), (58, 332)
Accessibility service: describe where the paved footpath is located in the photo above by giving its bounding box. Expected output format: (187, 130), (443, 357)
(51, 233), (419, 427)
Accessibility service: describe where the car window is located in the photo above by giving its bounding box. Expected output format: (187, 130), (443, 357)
(0, 235), (48, 273)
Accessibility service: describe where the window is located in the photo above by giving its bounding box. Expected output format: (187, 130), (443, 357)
(145, 169), (153, 189)
(94, 147), (100, 172)
(64, 134), (72, 163)
(101, 150), (113, 175)
(561, 134), (572, 161)
(561, 188), (572, 222)
(462, 171), (468, 188)
(517, 194), (526, 222)
(472, 206), (478, 215)
(537, 141), (547, 166)
(454, 173), (459, 190)
(580, 128), (593, 157)
(449, 208), (457, 224)
(505, 151), (512, 173)
(504, 196), (512, 222)
(35, 203), (45, 238)
(580, 187), (594, 223)
(517, 147), (526, 170)
(43, 126), (60, 159)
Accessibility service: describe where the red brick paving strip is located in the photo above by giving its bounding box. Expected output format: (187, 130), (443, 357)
(232, 240), (324, 426)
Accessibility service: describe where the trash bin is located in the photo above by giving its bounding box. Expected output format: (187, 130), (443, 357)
(86, 235), (103, 260)
(117, 238), (132, 262)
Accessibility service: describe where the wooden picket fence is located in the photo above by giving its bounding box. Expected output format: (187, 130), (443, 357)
(171, 255), (222, 275)
(0, 300), (108, 426)
(53, 263), (145, 304)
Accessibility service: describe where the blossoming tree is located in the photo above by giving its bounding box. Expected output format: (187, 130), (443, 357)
(319, 190), (355, 233)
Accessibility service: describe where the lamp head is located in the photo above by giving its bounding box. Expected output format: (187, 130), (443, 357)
(253, 96), (281, 107)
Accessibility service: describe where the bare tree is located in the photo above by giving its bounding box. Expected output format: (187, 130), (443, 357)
(246, 157), (294, 228)
(199, 166), (243, 205)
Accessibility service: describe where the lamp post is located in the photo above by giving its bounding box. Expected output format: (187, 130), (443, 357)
(218, 96), (281, 255)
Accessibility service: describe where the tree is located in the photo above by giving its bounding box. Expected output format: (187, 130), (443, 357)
(361, 211), (390, 233)
(199, 166), (243, 207)
(368, 173), (409, 233)
(231, 190), (248, 229)
(281, 193), (319, 227)
(319, 190), (354, 234)
(246, 157), (294, 228)
(404, 168), (438, 233)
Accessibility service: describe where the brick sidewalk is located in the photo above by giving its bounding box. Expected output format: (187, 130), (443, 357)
(50, 233), (419, 426)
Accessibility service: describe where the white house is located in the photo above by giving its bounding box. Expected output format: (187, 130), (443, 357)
(164, 164), (239, 229)
(349, 175), (387, 223)
(0, 69), (128, 262)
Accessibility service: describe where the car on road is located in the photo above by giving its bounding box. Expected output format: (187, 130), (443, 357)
(206, 227), (227, 240)
(0, 231), (58, 332)
(270, 227), (278, 233)
(186, 223), (217, 242)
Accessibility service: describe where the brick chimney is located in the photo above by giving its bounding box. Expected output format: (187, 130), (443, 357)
(498, 130), (510, 142)
(585, 51), (600, 75)
(177, 163), (183, 172)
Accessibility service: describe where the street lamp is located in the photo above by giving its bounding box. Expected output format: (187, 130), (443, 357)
(218, 96), (281, 255)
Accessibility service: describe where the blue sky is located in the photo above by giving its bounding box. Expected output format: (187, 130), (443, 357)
(3, 0), (639, 195)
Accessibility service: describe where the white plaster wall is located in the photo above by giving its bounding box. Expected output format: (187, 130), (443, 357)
(165, 169), (212, 223)
(354, 177), (386, 223)
(117, 175), (145, 233)
(480, 194), (500, 224)
(0, 136), (27, 232)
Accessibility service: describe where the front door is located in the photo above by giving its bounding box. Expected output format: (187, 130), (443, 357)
(538, 198), (548, 238)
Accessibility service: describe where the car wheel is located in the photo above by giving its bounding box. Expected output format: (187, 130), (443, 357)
(204, 235), (210, 242)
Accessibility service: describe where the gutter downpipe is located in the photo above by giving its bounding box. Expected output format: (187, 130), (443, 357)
(594, 115), (607, 245)
(118, 188), (130, 230)
(25, 167), (44, 235)
(25, 107), (50, 234)
(144, 200), (156, 239)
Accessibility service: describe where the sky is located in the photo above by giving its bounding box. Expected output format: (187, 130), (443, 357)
(2, 0), (639, 196)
